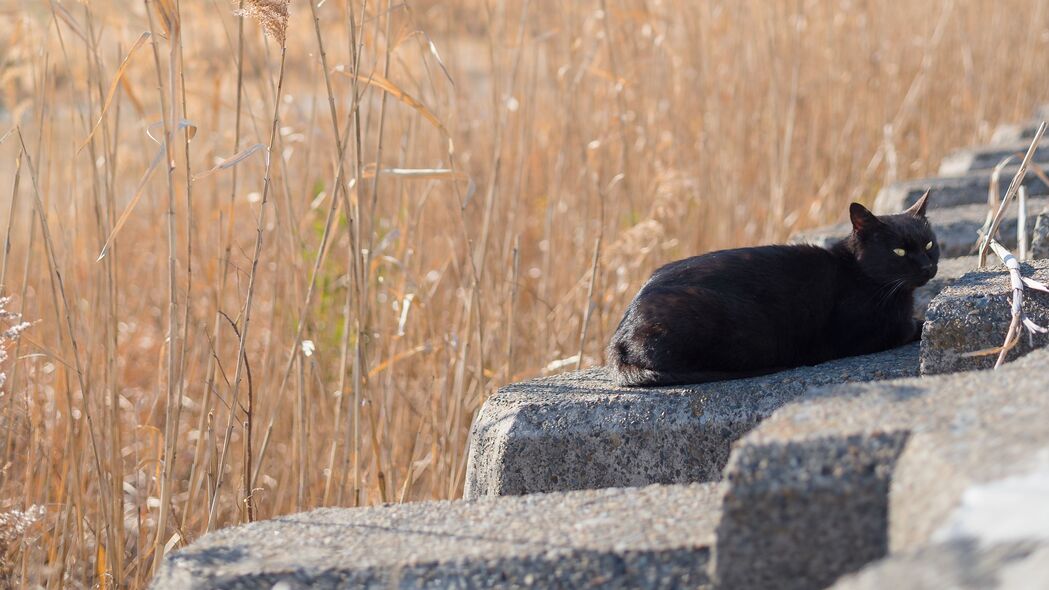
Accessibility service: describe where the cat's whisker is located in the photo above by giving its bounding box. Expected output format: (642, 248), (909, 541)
(873, 278), (910, 309)
(870, 278), (902, 300)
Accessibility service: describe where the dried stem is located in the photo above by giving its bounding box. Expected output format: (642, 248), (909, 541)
(1019, 185), (1029, 261)
(978, 121), (1047, 267)
(987, 240), (1049, 368)
(208, 17), (289, 529)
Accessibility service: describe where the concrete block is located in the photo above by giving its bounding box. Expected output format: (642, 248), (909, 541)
(790, 198), (1047, 259)
(833, 540), (1049, 590)
(939, 141), (1049, 176)
(1032, 206), (1049, 259)
(714, 431), (908, 590)
(911, 256), (980, 321)
(872, 168), (1049, 214)
(920, 258), (1049, 375)
(990, 121), (1042, 145)
(838, 449), (1049, 589)
(463, 345), (918, 500)
(713, 348), (1049, 589)
(153, 483), (724, 590)
(990, 123), (1025, 145)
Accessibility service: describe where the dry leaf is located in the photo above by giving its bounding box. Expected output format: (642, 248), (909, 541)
(192, 143), (266, 181)
(78, 32), (152, 155)
(339, 70), (452, 143)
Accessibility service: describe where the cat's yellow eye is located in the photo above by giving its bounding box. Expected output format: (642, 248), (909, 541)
(893, 248), (906, 257)
(925, 241), (933, 250)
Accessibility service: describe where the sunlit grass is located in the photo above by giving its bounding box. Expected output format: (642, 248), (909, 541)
(1, 0), (1047, 586)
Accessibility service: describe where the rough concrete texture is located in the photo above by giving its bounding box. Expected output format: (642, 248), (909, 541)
(911, 256), (981, 321)
(833, 541), (1049, 590)
(153, 483), (723, 590)
(715, 431), (908, 590)
(938, 141), (1049, 175)
(1033, 205), (1049, 259)
(714, 348), (1049, 589)
(872, 168), (1049, 214)
(920, 258), (1049, 374)
(463, 344), (918, 500)
(835, 453), (1049, 589)
(790, 198), (1047, 258)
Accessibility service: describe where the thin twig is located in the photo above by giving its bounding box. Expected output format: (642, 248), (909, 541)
(1019, 185), (1029, 261)
(209, 7), (290, 531)
(979, 121), (1047, 267)
(576, 237), (602, 371)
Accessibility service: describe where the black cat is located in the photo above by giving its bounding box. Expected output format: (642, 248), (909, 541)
(607, 191), (938, 387)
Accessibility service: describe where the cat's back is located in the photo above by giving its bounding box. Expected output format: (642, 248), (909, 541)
(642, 243), (841, 294)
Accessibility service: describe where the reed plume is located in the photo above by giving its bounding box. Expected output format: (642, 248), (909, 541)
(235, 0), (290, 44)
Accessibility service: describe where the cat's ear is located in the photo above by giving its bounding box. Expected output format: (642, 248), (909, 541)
(849, 203), (883, 234)
(903, 189), (931, 217)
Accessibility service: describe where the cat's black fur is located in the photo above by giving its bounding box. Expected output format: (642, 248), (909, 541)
(607, 192), (939, 387)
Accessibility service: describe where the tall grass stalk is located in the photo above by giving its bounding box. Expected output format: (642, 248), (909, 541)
(3, 2), (1049, 587)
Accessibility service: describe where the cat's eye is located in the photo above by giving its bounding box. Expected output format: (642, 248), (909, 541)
(893, 248), (906, 257)
(925, 241), (933, 250)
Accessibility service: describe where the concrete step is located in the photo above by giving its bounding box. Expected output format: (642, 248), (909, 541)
(464, 253), (988, 501)
(913, 256), (981, 321)
(938, 141), (1049, 176)
(834, 540), (1049, 589)
(790, 199), (1047, 259)
(152, 483), (724, 590)
(990, 120), (1042, 145)
(921, 258), (1049, 374)
(714, 347), (1049, 588)
(463, 344), (919, 500)
(1034, 205), (1049, 259)
(872, 167), (1048, 214)
(155, 263), (1049, 589)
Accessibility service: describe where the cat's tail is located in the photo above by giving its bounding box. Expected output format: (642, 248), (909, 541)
(606, 341), (723, 387)
(607, 341), (779, 387)
(610, 364), (734, 387)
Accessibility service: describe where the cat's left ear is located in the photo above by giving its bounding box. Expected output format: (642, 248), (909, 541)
(903, 189), (931, 217)
(849, 203), (883, 234)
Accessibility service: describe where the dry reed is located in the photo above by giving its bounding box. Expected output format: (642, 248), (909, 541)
(2, 1), (1049, 587)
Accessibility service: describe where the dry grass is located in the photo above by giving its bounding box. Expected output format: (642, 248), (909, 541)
(2, 0), (1049, 586)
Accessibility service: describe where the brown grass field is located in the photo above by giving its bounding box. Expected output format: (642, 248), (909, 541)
(1, 0), (1048, 586)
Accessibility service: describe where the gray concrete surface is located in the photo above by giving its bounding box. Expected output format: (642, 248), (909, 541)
(872, 168), (1049, 214)
(938, 141), (1049, 175)
(714, 348), (1049, 589)
(789, 199), (1046, 258)
(920, 258), (1049, 374)
(990, 121), (1042, 145)
(836, 450), (1049, 589)
(833, 541), (1049, 590)
(1033, 205), (1049, 259)
(715, 430), (907, 590)
(912, 256), (980, 321)
(153, 483), (723, 590)
(464, 345), (918, 500)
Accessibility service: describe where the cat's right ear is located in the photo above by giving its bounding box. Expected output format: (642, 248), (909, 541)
(903, 189), (931, 217)
(849, 203), (882, 234)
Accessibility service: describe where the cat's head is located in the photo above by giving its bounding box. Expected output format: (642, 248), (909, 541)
(848, 190), (938, 287)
